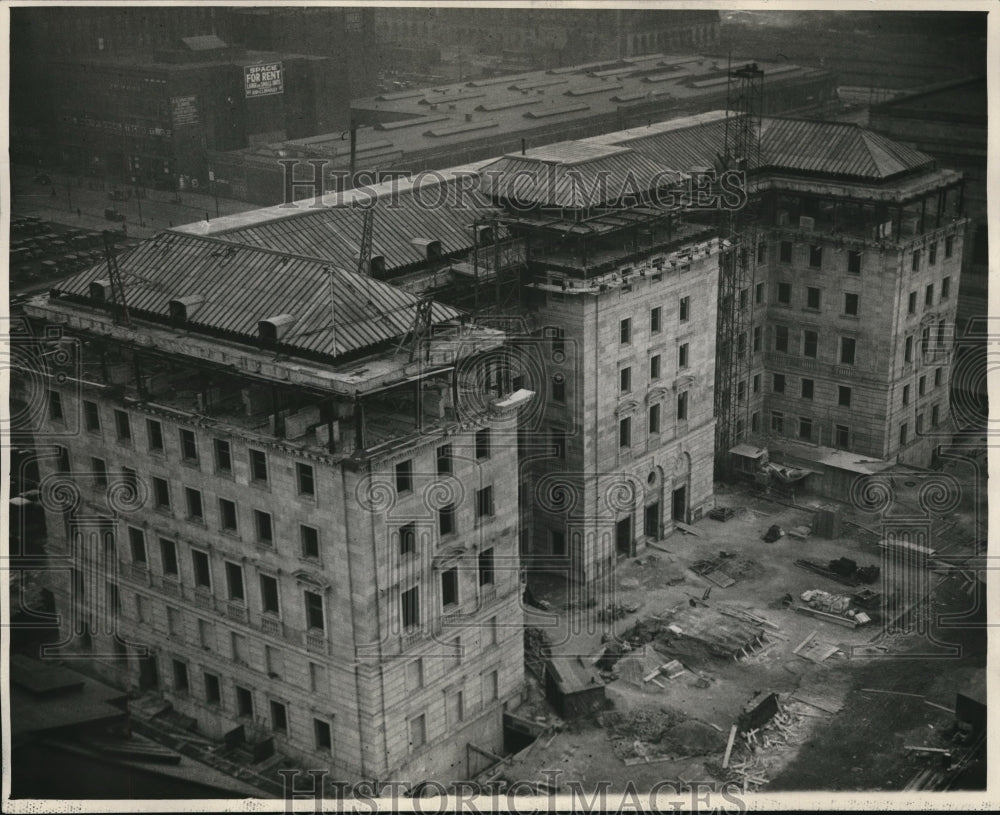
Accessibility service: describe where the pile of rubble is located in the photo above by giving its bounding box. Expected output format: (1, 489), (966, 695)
(724, 706), (806, 791)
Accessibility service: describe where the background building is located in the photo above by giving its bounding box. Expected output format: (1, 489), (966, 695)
(43, 39), (349, 193)
(210, 54), (836, 204)
(10, 7), (375, 179)
(375, 8), (720, 68)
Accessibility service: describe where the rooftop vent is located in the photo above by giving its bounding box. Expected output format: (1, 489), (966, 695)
(411, 238), (442, 260)
(258, 314), (296, 346)
(168, 294), (205, 325)
(89, 279), (112, 302)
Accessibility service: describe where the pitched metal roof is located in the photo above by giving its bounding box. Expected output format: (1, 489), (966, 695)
(478, 142), (686, 208)
(756, 118), (934, 178)
(186, 174), (502, 273)
(51, 233), (461, 360)
(605, 114), (934, 180)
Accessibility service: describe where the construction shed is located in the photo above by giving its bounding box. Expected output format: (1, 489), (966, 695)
(729, 443), (769, 479)
(544, 656), (607, 719)
(769, 440), (893, 503)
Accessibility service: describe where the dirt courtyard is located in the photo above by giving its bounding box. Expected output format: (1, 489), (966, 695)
(505, 474), (986, 794)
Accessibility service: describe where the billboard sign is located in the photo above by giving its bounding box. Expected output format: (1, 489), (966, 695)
(244, 62), (284, 98)
(170, 95), (199, 127)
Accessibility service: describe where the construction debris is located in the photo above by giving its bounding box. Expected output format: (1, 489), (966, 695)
(524, 627), (552, 680)
(722, 725), (737, 769)
(692, 551), (765, 587)
(792, 630), (818, 655)
(722, 706), (807, 791)
(614, 647), (686, 689)
(789, 691), (843, 715)
(604, 709), (725, 763)
(795, 589), (871, 627)
(794, 558), (880, 586)
(860, 688), (925, 699)
(708, 507), (736, 522)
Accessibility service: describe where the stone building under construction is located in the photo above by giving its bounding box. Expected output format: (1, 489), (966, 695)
(18, 95), (967, 786)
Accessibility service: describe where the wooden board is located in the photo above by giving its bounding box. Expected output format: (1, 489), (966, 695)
(674, 521), (703, 537)
(722, 725), (738, 769)
(793, 605), (858, 628)
(793, 630), (818, 655)
(623, 755), (675, 766)
(703, 570), (736, 589)
(791, 692), (843, 715)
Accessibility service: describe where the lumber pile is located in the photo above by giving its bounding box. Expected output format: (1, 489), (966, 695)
(723, 706), (806, 791)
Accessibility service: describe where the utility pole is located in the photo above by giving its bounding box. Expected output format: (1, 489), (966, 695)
(209, 168), (220, 218)
(133, 175), (143, 226)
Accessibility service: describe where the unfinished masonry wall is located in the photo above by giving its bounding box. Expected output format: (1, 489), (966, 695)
(759, 220), (964, 467)
(340, 411), (524, 779)
(526, 245), (719, 589)
(33, 384), (529, 780)
(33, 388), (368, 774)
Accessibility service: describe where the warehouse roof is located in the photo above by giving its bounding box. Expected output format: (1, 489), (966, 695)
(240, 53), (832, 169)
(50, 233), (462, 360)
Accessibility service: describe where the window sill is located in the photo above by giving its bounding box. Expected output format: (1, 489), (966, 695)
(180, 459), (200, 469)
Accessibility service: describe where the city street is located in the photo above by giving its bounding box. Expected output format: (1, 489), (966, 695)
(9, 164), (257, 239)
